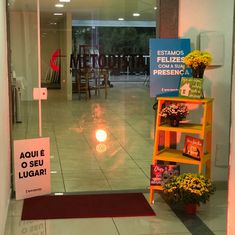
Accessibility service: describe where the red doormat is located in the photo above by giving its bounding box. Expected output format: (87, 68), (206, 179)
(21, 193), (156, 220)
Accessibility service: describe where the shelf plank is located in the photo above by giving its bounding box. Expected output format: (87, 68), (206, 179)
(154, 149), (211, 165)
(158, 123), (212, 133)
(149, 185), (163, 191)
(157, 97), (213, 104)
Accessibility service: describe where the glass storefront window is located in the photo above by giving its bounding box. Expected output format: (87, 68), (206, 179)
(5, 2), (232, 234)
(8, 0), (157, 193)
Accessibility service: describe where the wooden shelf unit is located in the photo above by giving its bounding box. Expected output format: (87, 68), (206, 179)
(149, 97), (213, 204)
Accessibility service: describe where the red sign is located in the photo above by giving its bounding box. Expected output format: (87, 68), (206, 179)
(50, 49), (60, 71)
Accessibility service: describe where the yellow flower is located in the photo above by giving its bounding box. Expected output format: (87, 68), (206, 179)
(163, 173), (216, 205)
(183, 50), (212, 69)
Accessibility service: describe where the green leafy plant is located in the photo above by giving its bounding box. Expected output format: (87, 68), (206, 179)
(163, 173), (216, 205)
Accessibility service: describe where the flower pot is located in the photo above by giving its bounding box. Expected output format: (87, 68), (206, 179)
(191, 66), (205, 99)
(191, 64), (206, 78)
(184, 203), (197, 215)
(170, 118), (179, 127)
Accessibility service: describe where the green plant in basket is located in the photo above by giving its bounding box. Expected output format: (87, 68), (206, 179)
(162, 173), (216, 205)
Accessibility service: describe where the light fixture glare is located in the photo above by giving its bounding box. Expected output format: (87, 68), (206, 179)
(55, 4), (64, 8)
(54, 13), (63, 16)
(96, 129), (107, 142)
(133, 13), (140, 17)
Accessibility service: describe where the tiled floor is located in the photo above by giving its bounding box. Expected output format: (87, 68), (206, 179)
(8, 80), (227, 234)
(13, 82), (155, 193)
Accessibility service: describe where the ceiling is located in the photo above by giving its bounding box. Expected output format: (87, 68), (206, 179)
(8, 0), (158, 24)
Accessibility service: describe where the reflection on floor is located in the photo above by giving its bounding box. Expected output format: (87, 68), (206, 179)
(13, 82), (155, 193)
(10, 81), (227, 234)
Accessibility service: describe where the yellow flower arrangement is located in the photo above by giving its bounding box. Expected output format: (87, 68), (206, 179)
(183, 50), (212, 78)
(163, 173), (216, 205)
(183, 50), (212, 69)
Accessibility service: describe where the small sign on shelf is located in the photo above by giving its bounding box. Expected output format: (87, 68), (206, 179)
(183, 135), (204, 161)
(150, 164), (180, 186)
(179, 77), (203, 99)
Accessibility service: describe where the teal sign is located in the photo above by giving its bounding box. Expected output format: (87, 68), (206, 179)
(149, 38), (191, 97)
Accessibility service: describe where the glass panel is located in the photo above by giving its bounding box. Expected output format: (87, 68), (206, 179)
(8, 0), (157, 193)
(8, 1), (39, 138)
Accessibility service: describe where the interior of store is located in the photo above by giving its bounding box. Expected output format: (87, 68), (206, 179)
(9, 0), (158, 193)
(3, 0), (234, 234)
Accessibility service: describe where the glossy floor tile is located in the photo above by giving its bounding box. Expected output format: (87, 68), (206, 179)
(13, 82), (155, 193)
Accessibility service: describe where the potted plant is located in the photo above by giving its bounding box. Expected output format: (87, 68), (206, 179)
(183, 50), (212, 78)
(159, 103), (189, 127)
(162, 173), (216, 215)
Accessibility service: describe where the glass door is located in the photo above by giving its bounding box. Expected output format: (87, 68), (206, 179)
(8, 0), (158, 194)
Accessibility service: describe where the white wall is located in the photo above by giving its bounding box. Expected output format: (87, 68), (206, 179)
(0, 1), (11, 235)
(10, 12), (38, 101)
(66, 13), (72, 100)
(227, 9), (235, 234)
(10, 11), (72, 101)
(41, 13), (72, 100)
(58, 14), (70, 98)
(41, 27), (60, 83)
(228, 52), (235, 234)
(179, 0), (234, 181)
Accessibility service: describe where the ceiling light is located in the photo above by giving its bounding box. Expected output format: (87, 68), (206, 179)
(118, 18), (124, 21)
(54, 13), (63, 16)
(133, 13), (140, 17)
(55, 4), (64, 8)
(50, 22), (57, 25)
(59, 0), (70, 2)
(154, 6), (158, 10)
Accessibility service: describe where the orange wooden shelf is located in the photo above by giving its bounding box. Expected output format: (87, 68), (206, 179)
(153, 149), (211, 165)
(149, 96), (213, 204)
(158, 122), (211, 134)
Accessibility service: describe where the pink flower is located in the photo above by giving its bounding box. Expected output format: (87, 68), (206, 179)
(159, 103), (189, 120)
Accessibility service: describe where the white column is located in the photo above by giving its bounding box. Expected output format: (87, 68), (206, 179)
(227, 20), (235, 233)
(37, 0), (42, 137)
(66, 12), (72, 100)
